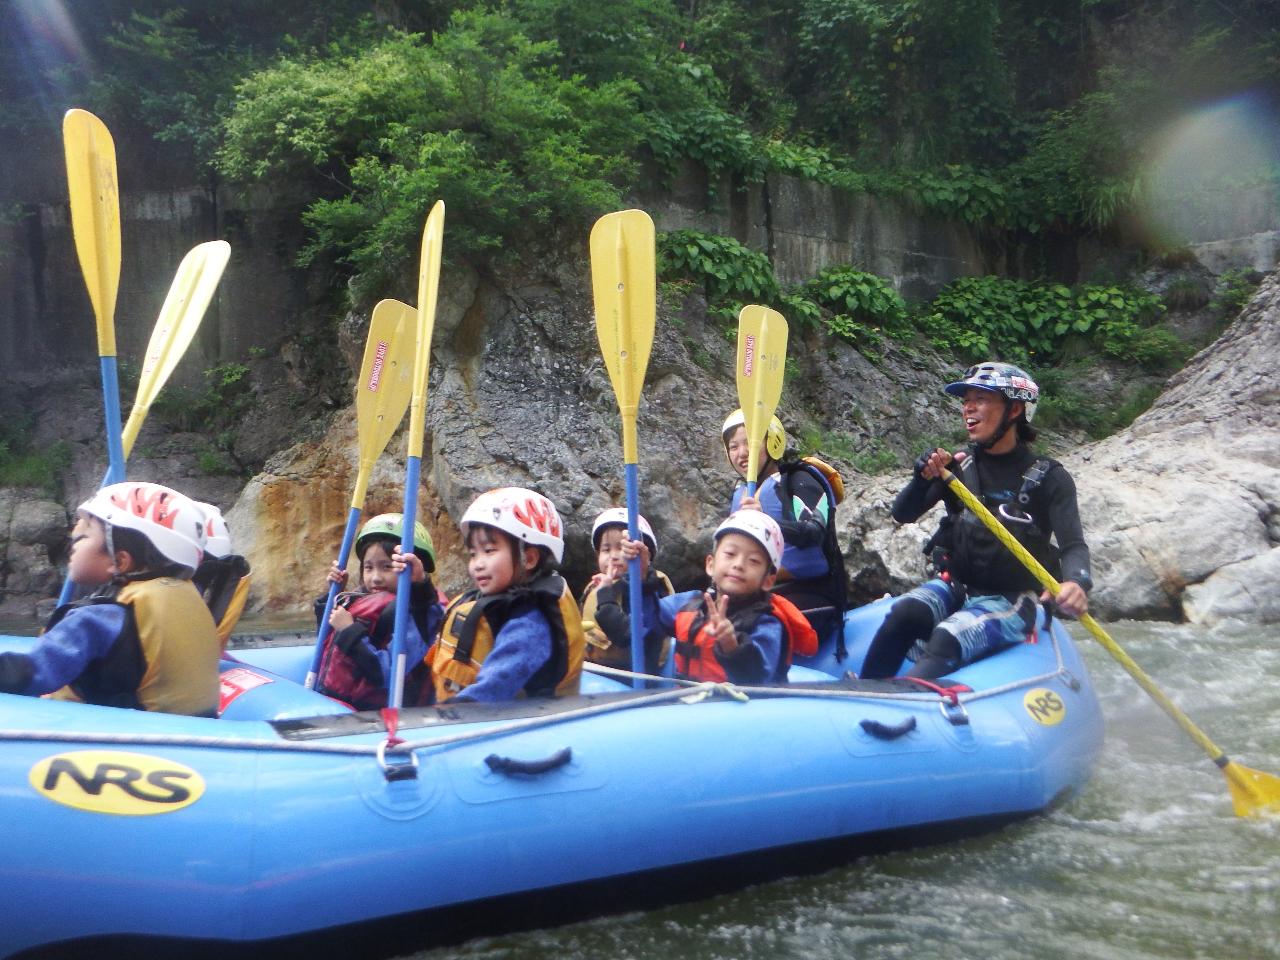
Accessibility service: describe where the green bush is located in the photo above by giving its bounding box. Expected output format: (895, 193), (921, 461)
(657, 230), (780, 308)
(0, 411), (70, 495)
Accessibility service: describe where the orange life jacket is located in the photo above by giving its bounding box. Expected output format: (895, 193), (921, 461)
(672, 592), (817, 683)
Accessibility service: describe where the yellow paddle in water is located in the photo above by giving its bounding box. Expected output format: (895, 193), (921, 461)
(591, 209), (657, 686)
(120, 240), (231, 457)
(389, 200), (445, 708)
(63, 108), (125, 485)
(735, 305), (788, 497)
(306, 298), (417, 689)
(941, 464), (1280, 817)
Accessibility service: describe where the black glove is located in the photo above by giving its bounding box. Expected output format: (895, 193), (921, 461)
(334, 627), (385, 686)
(0, 653), (35, 694)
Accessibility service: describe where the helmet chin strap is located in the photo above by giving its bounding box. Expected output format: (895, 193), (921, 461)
(977, 398), (1017, 450)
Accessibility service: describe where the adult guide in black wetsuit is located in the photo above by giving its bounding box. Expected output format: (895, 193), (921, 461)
(860, 362), (1093, 681)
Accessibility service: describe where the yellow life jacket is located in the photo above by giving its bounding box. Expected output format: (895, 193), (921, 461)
(47, 578), (220, 716)
(581, 569), (674, 670)
(430, 573), (584, 702)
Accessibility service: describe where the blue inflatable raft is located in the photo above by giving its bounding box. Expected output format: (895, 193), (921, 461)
(0, 600), (1102, 958)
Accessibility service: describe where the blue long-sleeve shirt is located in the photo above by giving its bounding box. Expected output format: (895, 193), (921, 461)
(0, 604), (126, 696)
(451, 604), (553, 703)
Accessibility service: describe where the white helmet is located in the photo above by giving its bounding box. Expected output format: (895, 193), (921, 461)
(591, 507), (658, 559)
(80, 482), (206, 574)
(460, 487), (565, 564)
(195, 502), (232, 559)
(721, 408), (787, 462)
(714, 510), (784, 570)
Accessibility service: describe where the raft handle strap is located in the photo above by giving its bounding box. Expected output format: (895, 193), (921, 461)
(377, 738), (419, 781)
(484, 746), (573, 777)
(860, 716), (917, 740)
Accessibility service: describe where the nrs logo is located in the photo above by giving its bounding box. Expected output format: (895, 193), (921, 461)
(1023, 688), (1067, 726)
(29, 750), (205, 816)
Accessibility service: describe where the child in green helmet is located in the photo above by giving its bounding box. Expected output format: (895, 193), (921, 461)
(313, 512), (444, 710)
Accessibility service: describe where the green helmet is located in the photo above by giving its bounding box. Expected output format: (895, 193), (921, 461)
(356, 513), (436, 572)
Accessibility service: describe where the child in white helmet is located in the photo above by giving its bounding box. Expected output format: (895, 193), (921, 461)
(720, 409), (847, 649)
(191, 501), (252, 651)
(614, 511), (818, 684)
(314, 513), (444, 710)
(580, 507), (674, 674)
(426, 487), (585, 703)
(0, 482), (220, 716)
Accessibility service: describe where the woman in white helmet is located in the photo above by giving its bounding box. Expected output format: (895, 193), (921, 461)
(427, 487), (585, 703)
(0, 482), (220, 716)
(860, 362), (1093, 681)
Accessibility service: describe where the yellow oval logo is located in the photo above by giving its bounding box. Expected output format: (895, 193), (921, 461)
(29, 750), (205, 816)
(1023, 688), (1067, 726)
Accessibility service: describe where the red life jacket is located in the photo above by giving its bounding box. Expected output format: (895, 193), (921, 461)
(673, 592), (817, 683)
(314, 590), (395, 709)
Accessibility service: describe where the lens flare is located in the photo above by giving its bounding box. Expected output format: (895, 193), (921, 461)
(1138, 94), (1280, 248)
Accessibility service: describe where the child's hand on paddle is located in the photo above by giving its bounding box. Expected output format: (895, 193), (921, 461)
(391, 547), (426, 583)
(703, 591), (736, 653)
(327, 561), (349, 588)
(738, 494), (763, 512)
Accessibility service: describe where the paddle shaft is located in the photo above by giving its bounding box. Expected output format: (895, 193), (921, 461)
(940, 467), (1231, 764)
(305, 506), (362, 689)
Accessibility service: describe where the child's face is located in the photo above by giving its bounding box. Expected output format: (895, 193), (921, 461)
(724, 425), (767, 479)
(597, 527), (649, 580)
(67, 515), (116, 586)
(467, 526), (526, 596)
(360, 542), (398, 594)
(705, 532), (776, 598)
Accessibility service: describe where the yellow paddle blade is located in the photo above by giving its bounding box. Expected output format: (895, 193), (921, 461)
(941, 465), (1280, 817)
(63, 108), (121, 356)
(590, 210), (656, 434)
(353, 299), (417, 503)
(406, 201), (444, 460)
(120, 240), (231, 458)
(1224, 761), (1280, 818)
(735, 305), (788, 485)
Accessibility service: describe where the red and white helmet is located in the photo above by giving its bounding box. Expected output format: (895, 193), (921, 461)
(195, 501), (232, 559)
(460, 487), (565, 564)
(80, 482), (206, 574)
(591, 507), (658, 559)
(714, 510), (784, 570)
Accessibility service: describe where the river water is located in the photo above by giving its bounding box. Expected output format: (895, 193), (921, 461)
(400, 619), (1280, 960)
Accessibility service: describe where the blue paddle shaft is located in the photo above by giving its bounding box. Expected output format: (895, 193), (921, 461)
(626, 463), (644, 689)
(746, 479), (757, 498)
(388, 456), (421, 708)
(100, 356), (126, 485)
(55, 357), (129, 606)
(306, 505), (361, 688)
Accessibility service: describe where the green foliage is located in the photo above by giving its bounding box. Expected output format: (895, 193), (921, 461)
(801, 267), (908, 331)
(1036, 375), (1164, 441)
(1209, 269), (1262, 322)
(657, 230), (780, 307)
(219, 14), (642, 302)
(0, 411), (70, 495)
(150, 362), (255, 477)
(919, 276), (1168, 365)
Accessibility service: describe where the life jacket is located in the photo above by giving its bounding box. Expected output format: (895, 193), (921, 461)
(44, 577), (220, 716)
(945, 450), (1063, 594)
(191, 554), (252, 651)
(429, 574), (585, 702)
(581, 569), (675, 671)
(314, 590), (397, 710)
(673, 592), (817, 684)
(731, 461), (846, 611)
